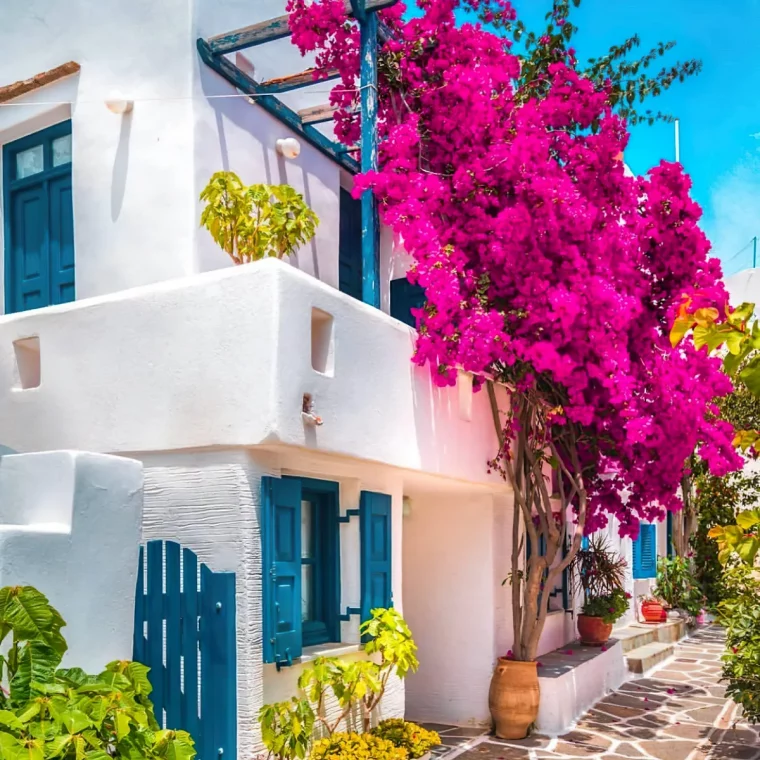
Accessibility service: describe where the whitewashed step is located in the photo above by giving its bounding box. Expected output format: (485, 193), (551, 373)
(625, 641), (674, 674)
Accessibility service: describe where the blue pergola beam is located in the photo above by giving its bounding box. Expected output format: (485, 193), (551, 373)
(207, 0), (398, 55)
(197, 38), (359, 175)
(258, 68), (340, 95)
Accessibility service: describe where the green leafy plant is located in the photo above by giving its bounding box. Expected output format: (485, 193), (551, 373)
(709, 508), (760, 567)
(490, 0), (702, 126)
(370, 719), (440, 758)
(715, 565), (760, 723)
(298, 608), (419, 735)
(653, 556), (706, 618)
(200, 171), (318, 264)
(310, 732), (408, 760)
(581, 588), (630, 625)
(692, 467), (760, 608)
(258, 697), (315, 760)
(570, 535), (630, 624)
(0, 585), (196, 759)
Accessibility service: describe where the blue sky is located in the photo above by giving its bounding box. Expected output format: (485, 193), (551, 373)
(436, 0), (760, 276)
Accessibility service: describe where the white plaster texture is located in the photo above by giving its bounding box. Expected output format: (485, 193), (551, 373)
(535, 640), (627, 736)
(138, 447), (412, 754)
(0, 259), (507, 489)
(0, 450), (143, 673)
(0, 0), (409, 310)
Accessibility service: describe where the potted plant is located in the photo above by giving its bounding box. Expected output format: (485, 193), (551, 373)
(200, 171), (319, 264)
(572, 536), (630, 646)
(640, 594), (667, 623)
(653, 555), (706, 623)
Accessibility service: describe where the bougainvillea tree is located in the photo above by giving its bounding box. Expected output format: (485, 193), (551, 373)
(287, 0), (739, 661)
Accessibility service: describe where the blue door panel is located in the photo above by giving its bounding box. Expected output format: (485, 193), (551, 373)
(49, 174), (75, 305)
(3, 121), (75, 314)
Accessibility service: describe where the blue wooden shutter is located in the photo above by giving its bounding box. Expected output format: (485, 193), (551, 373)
(390, 278), (426, 328)
(633, 523), (657, 579)
(262, 476), (303, 665)
(360, 491), (392, 623)
(666, 512), (674, 558)
(339, 188), (362, 300)
(10, 186), (49, 311)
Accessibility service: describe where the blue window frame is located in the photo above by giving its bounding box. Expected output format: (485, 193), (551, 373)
(339, 188), (362, 300)
(301, 481), (341, 648)
(261, 476), (341, 665)
(2, 120), (75, 314)
(633, 523), (657, 579)
(390, 278), (426, 328)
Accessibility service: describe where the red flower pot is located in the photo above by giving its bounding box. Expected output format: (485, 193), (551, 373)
(577, 614), (613, 646)
(641, 600), (666, 623)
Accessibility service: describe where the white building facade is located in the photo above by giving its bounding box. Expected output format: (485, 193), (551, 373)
(0, 0), (672, 753)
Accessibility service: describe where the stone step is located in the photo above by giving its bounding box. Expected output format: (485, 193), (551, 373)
(625, 641), (675, 674)
(614, 625), (657, 653)
(613, 618), (688, 653)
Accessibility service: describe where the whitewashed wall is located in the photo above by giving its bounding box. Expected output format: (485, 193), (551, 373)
(0, 450), (143, 672)
(0, 0), (405, 311)
(138, 446), (413, 755)
(0, 259), (507, 486)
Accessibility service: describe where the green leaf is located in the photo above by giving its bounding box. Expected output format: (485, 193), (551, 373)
(0, 587), (67, 656)
(739, 356), (760, 397)
(10, 641), (59, 703)
(735, 509), (760, 530)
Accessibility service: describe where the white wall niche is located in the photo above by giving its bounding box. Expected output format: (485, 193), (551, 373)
(13, 336), (41, 390)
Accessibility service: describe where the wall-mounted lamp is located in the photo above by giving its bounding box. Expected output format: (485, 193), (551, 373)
(105, 93), (134, 114)
(276, 137), (301, 160)
(402, 496), (412, 517)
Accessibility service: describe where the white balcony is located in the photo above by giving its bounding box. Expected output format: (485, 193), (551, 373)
(0, 258), (505, 485)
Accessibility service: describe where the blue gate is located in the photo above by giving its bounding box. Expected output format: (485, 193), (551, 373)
(133, 540), (237, 760)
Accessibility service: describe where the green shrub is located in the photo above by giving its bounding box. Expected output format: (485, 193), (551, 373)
(310, 732), (408, 760)
(581, 588), (630, 624)
(258, 697), (315, 760)
(371, 719), (440, 758)
(299, 608), (419, 735)
(653, 556), (705, 617)
(692, 468), (760, 608)
(716, 565), (760, 723)
(200, 171), (318, 264)
(0, 585), (195, 759)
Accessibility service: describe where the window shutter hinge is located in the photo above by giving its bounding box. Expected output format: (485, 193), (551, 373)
(337, 509), (360, 524)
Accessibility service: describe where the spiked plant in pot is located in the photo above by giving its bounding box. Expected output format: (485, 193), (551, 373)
(572, 536), (629, 645)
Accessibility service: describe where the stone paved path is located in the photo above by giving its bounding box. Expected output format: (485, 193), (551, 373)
(444, 626), (759, 760)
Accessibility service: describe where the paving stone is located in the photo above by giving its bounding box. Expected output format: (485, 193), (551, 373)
(431, 627), (748, 760)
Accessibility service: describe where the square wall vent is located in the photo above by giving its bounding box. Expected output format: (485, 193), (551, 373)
(14, 337), (41, 389)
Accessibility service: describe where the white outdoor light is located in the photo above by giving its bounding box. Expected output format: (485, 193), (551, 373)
(105, 93), (134, 114)
(276, 137), (301, 159)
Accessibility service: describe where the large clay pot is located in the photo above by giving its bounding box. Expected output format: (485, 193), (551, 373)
(577, 614), (613, 646)
(489, 659), (540, 739)
(641, 600), (666, 623)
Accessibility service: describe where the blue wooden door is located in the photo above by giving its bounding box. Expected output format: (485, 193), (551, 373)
(134, 540), (237, 760)
(3, 121), (75, 313)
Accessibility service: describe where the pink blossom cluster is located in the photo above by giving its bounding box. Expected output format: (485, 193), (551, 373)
(287, 0), (741, 535)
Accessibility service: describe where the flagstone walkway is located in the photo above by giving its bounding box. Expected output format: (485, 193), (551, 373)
(434, 626), (759, 760)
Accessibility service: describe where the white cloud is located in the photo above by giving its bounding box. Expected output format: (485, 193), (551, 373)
(707, 151), (760, 276)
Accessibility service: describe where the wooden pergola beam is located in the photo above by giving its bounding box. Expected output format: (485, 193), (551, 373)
(259, 68), (340, 95)
(196, 38), (359, 174)
(207, 0), (398, 55)
(298, 103), (339, 126)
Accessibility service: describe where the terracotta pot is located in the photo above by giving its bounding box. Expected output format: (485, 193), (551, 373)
(489, 658), (540, 739)
(641, 600), (666, 623)
(577, 614), (613, 646)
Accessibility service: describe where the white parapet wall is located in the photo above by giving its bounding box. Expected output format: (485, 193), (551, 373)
(0, 450), (143, 672)
(0, 259), (506, 488)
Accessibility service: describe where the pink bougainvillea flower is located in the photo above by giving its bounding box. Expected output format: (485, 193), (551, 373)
(286, 0), (740, 545)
